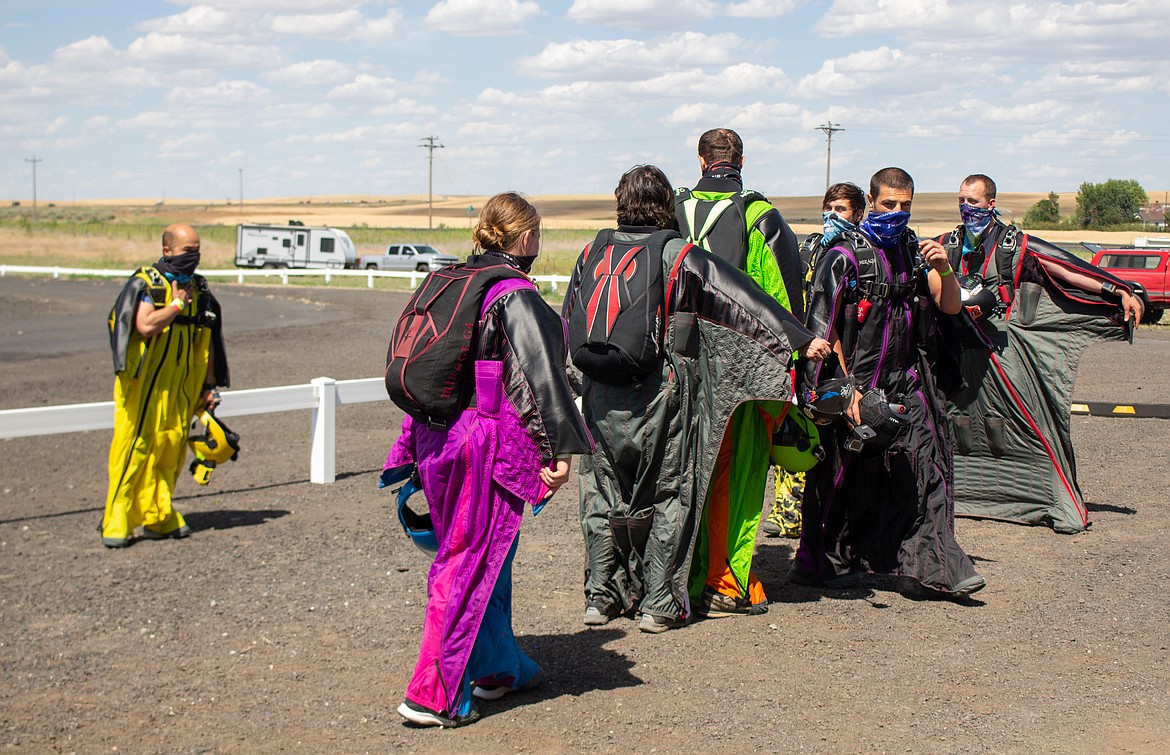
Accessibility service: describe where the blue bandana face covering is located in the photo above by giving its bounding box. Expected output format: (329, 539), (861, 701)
(959, 202), (997, 239)
(859, 210), (911, 249)
(822, 211), (856, 246)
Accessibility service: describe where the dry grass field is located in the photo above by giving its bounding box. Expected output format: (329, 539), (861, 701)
(1, 192), (1161, 275)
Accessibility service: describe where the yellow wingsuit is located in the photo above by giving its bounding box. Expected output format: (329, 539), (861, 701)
(103, 267), (226, 547)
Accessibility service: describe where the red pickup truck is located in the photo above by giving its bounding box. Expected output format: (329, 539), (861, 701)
(1082, 244), (1168, 324)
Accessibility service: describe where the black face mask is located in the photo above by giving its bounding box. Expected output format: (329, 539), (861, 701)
(702, 160), (743, 187)
(485, 250), (534, 274)
(156, 250), (201, 284)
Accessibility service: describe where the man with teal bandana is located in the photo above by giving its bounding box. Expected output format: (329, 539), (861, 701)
(764, 182), (867, 540)
(675, 128), (803, 617)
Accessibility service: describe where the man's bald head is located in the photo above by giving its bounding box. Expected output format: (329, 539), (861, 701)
(162, 223), (200, 256)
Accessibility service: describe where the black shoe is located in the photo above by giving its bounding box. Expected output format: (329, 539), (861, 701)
(788, 567), (862, 590)
(901, 575), (986, 602)
(397, 699), (480, 728)
(695, 587), (768, 618)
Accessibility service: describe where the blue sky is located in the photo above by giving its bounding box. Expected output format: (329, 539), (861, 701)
(2, 0), (1168, 202)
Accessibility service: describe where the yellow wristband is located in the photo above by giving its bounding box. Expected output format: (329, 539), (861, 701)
(937, 267), (953, 278)
(170, 298), (185, 311)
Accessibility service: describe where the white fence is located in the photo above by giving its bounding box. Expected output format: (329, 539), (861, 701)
(0, 265), (573, 487)
(0, 264), (573, 292)
(0, 377), (388, 484)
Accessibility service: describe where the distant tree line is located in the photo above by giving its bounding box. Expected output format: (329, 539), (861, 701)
(1023, 179), (1159, 231)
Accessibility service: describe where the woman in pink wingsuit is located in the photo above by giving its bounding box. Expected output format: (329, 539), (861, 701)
(382, 192), (593, 727)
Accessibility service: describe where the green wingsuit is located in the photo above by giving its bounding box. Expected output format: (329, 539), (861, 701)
(675, 174), (803, 612)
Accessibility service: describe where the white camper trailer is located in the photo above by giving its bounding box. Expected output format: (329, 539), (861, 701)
(235, 223), (358, 269)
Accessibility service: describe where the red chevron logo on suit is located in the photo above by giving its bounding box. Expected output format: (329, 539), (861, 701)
(586, 244), (642, 338)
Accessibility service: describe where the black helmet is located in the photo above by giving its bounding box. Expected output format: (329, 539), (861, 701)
(958, 274), (999, 321)
(801, 376), (856, 425)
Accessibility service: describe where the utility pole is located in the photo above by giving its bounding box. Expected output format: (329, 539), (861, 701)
(419, 135), (444, 229)
(816, 122), (844, 193)
(25, 155), (42, 220)
(238, 168), (244, 215)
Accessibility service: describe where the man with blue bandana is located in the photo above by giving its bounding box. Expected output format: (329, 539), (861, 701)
(792, 167), (986, 601)
(103, 223), (229, 547)
(938, 175), (1140, 533)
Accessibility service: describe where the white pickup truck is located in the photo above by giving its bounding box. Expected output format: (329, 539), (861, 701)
(359, 244), (459, 272)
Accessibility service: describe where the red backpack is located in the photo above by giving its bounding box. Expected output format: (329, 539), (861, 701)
(385, 258), (532, 427)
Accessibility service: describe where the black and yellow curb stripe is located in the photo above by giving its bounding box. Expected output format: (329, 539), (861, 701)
(1071, 402), (1170, 419)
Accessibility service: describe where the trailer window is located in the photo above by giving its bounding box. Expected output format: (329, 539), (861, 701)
(320, 237), (335, 254)
(296, 233), (306, 246)
(256, 248), (267, 256)
(282, 238), (291, 248)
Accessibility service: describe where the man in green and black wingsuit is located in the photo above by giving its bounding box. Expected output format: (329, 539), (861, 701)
(674, 128), (805, 617)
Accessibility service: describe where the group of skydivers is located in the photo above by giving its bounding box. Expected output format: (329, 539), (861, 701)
(383, 128), (1141, 727)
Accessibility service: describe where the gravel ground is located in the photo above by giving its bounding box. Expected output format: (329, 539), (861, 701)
(1, 276), (1168, 754)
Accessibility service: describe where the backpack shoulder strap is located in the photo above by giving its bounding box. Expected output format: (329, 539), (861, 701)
(135, 267), (169, 306)
(682, 195), (737, 247)
(942, 224), (963, 255)
(481, 274), (535, 319)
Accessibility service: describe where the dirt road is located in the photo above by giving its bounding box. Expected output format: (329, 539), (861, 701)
(1, 276), (1167, 753)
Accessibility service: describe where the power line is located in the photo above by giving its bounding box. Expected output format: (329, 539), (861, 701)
(25, 155), (42, 220)
(816, 122), (845, 193)
(419, 135), (444, 229)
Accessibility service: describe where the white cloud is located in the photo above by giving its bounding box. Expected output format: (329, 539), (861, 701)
(265, 60), (353, 86)
(117, 111), (174, 129)
(725, 0), (802, 18)
(817, 0), (1167, 62)
(45, 115), (68, 134)
(127, 32), (281, 68)
(370, 98), (438, 117)
(426, 0), (542, 36)
(271, 10), (366, 38)
(795, 46), (952, 98)
(157, 131), (212, 158)
(567, 0), (719, 28)
(52, 36), (120, 65)
(174, 0), (360, 11)
(355, 9), (403, 41)
(520, 32), (749, 80)
(327, 73), (400, 101)
(167, 80), (270, 104)
(664, 100), (802, 129)
(137, 5), (240, 36)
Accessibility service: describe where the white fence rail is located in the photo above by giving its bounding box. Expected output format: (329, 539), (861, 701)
(0, 377), (389, 484)
(0, 264), (573, 292)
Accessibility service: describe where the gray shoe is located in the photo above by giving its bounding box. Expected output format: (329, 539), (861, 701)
(583, 600), (617, 626)
(140, 524), (190, 541)
(638, 613), (685, 634)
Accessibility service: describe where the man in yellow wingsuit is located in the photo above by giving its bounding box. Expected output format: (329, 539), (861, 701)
(102, 223), (229, 547)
